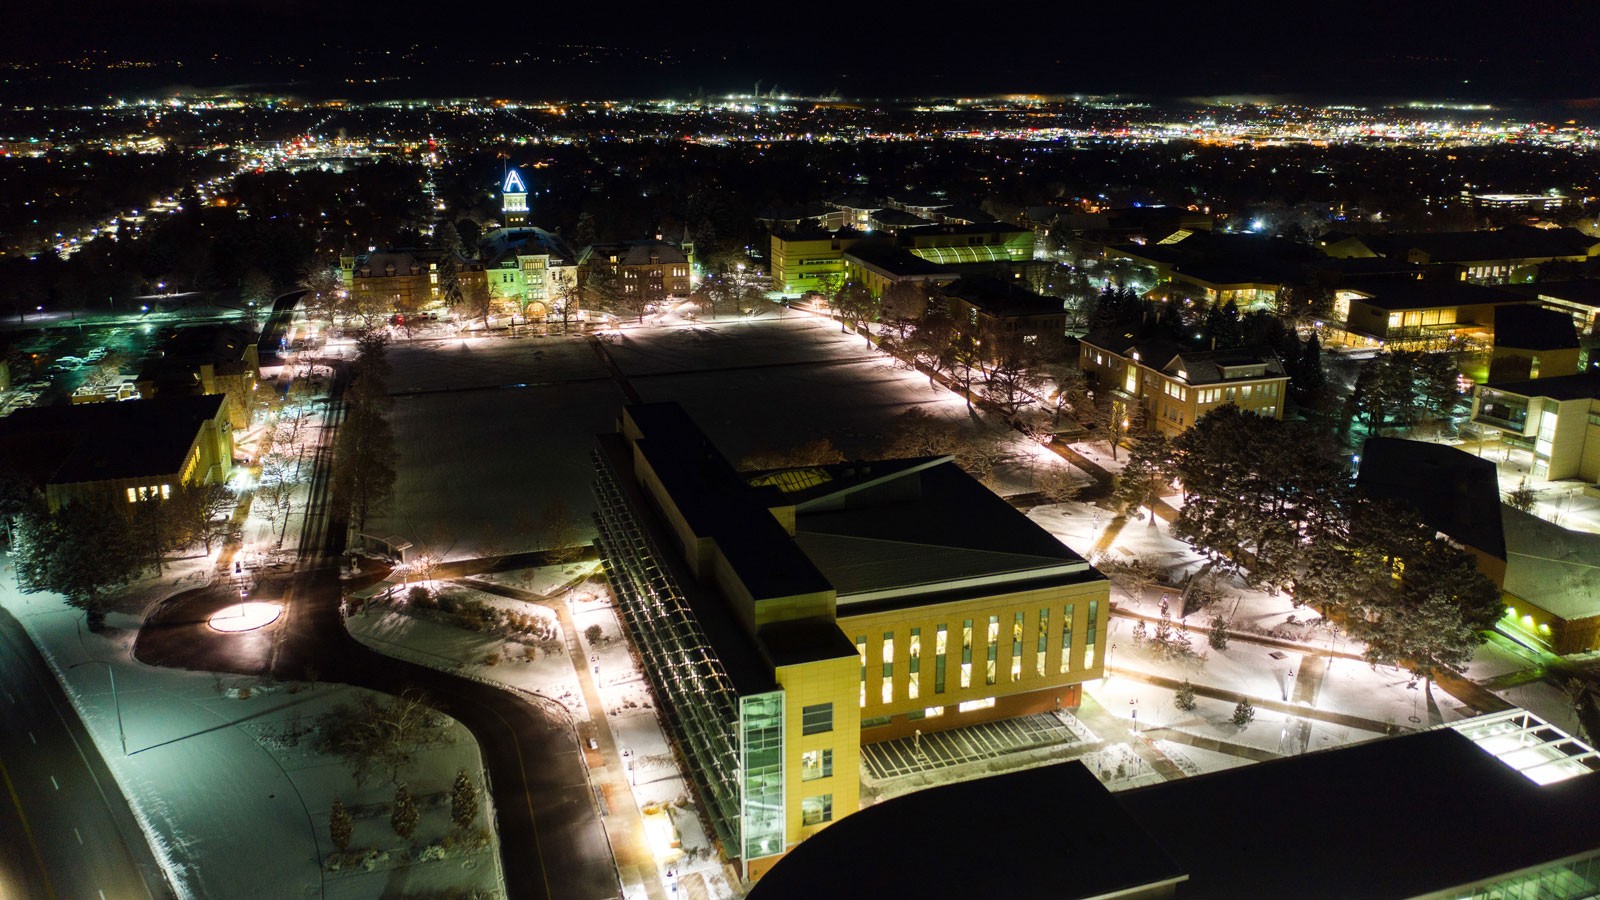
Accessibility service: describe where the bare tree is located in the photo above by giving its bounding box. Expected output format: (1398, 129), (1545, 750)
(538, 498), (586, 564)
(318, 690), (442, 786)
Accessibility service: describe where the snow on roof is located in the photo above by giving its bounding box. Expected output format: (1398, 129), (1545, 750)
(1502, 505), (1600, 621)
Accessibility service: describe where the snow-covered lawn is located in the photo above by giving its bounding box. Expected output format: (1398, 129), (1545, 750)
(1, 574), (504, 900)
(346, 583), (587, 720)
(371, 315), (1078, 561)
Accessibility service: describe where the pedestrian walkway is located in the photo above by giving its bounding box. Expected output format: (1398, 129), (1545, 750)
(860, 713), (1082, 781)
(464, 577), (666, 900)
(1108, 667), (1404, 735)
(1072, 693), (1189, 781)
(1139, 726), (1281, 763)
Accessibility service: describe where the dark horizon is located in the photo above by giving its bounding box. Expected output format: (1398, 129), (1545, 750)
(5, 0), (1600, 106)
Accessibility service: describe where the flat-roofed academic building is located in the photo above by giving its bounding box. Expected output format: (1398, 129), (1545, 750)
(592, 403), (1109, 878)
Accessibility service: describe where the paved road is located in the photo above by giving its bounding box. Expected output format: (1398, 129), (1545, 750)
(0, 604), (174, 900)
(134, 354), (616, 900)
(135, 573), (617, 900)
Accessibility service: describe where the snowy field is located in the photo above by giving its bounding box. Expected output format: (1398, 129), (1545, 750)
(371, 315), (1078, 561)
(1, 572), (504, 900)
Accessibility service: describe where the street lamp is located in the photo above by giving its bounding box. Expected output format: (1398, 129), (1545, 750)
(68, 660), (126, 756)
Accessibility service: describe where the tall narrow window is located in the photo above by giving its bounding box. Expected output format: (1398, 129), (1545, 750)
(960, 620), (973, 689)
(1036, 608), (1049, 677)
(1061, 604), (1075, 674)
(1010, 612), (1024, 682)
(908, 628), (921, 700)
(1085, 600), (1099, 670)
(881, 632), (895, 705)
(935, 625), (948, 694)
(856, 636), (867, 708)
(986, 615), (999, 686)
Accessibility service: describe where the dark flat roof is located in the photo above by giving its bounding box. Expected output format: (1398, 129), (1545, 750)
(842, 244), (954, 278)
(1346, 279), (1527, 311)
(595, 431), (777, 696)
(0, 394), (225, 487)
(757, 618), (859, 669)
(1369, 226), (1600, 263)
(1355, 438), (1505, 559)
(1516, 279), (1600, 309)
(1494, 304), (1579, 351)
(750, 761), (1185, 900)
(1118, 728), (1600, 899)
(1482, 371), (1600, 401)
(938, 278), (1062, 317)
(624, 404), (833, 602)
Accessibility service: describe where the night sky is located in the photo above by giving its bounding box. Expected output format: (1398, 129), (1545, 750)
(6, 0), (1600, 100)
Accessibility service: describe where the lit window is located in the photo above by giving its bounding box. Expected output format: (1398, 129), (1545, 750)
(961, 620), (973, 689)
(1061, 603), (1075, 674)
(924, 706), (945, 718)
(126, 487), (138, 503)
(986, 615), (999, 686)
(935, 625), (947, 694)
(857, 636), (867, 708)
(800, 794), (833, 826)
(801, 749), (833, 781)
(1036, 609), (1049, 677)
(1011, 612), (1023, 682)
(882, 630), (894, 704)
(1084, 600), (1099, 670)
(958, 697), (995, 713)
(908, 628), (921, 700)
(801, 703), (833, 736)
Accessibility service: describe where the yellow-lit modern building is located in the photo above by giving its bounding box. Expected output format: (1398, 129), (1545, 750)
(1079, 333), (1289, 436)
(770, 228), (869, 295)
(1331, 280), (1535, 348)
(772, 224), (1036, 297)
(593, 403), (1108, 879)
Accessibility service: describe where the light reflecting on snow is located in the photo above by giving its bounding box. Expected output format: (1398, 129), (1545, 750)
(207, 602), (284, 632)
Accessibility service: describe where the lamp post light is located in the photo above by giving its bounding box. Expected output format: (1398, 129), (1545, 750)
(68, 660), (126, 756)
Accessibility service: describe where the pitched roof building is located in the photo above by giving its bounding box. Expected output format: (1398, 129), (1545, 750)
(0, 394), (233, 510)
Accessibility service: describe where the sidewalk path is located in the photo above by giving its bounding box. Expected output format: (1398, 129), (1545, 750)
(1108, 667), (1406, 735)
(467, 577), (666, 900)
(1071, 693), (1188, 782)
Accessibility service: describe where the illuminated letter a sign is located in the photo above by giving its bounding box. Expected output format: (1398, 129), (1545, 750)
(503, 170), (527, 194)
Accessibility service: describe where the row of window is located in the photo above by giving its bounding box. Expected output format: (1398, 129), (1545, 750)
(1194, 382), (1278, 405)
(855, 601), (1100, 708)
(126, 483), (172, 503)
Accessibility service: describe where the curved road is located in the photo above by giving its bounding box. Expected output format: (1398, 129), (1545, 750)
(0, 604), (175, 900)
(134, 354), (616, 900)
(134, 565), (616, 900)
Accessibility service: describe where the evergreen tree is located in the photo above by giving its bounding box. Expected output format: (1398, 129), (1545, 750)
(1175, 679), (1197, 712)
(329, 799), (353, 852)
(1294, 332), (1326, 404)
(450, 769), (479, 831)
(1231, 697), (1256, 727)
(1111, 432), (1176, 521)
(1202, 300), (1244, 349)
(1208, 614), (1230, 650)
(391, 783), (419, 839)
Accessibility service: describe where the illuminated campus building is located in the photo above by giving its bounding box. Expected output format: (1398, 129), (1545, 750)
(592, 403), (1108, 878)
